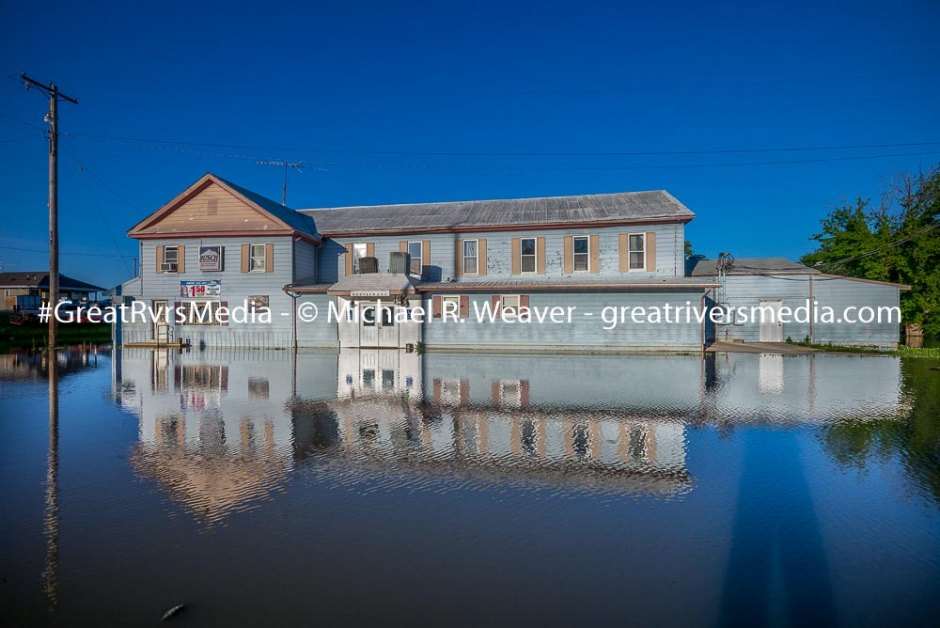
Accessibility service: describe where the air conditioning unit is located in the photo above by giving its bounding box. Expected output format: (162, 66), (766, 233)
(161, 262), (178, 273)
(358, 256), (379, 274)
(389, 251), (410, 274)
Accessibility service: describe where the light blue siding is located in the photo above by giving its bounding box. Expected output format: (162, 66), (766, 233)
(122, 236), (297, 347)
(318, 221), (686, 283)
(421, 290), (705, 350)
(712, 274), (902, 348)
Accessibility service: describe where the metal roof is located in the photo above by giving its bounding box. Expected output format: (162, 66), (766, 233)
(690, 257), (818, 276)
(299, 190), (693, 235)
(0, 272), (104, 292)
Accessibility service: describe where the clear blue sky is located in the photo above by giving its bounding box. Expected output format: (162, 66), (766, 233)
(2, 0), (939, 289)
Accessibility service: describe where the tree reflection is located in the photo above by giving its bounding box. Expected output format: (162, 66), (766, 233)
(820, 359), (940, 504)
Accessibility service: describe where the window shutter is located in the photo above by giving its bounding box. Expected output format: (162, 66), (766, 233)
(519, 294), (529, 312)
(432, 295), (442, 318)
(520, 380), (530, 408)
(399, 240), (408, 253)
(156, 245), (164, 273)
(491, 381), (501, 405)
(618, 234), (628, 272)
(264, 243), (274, 273)
(490, 295), (501, 319)
(422, 240), (431, 268)
(459, 295), (469, 318)
(511, 238), (521, 275)
(536, 236), (546, 274)
(478, 238), (487, 276)
(177, 245), (185, 273)
(590, 235), (600, 274)
(241, 244), (250, 273)
(454, 239), (463, 276)
(645, 232), (656, 272)
(345, 243), (353, 276)
(460, 379), (470, 406)
(366, 242), (375, 258)
(433, 378), (442, 404)
(563, 236), (573, 274)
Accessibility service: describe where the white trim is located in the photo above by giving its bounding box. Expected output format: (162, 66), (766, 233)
(249, 243), (266, 273)
(572, 235), (590, 273)
(519, 237), (538, 275)
(462, 238), (479, 275)
(627, 232), (646, 272)
(407, 240), (423, 276)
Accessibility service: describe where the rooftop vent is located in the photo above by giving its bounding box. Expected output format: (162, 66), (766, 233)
(389, 251), (410, 274)
(358, 256), (379, 274)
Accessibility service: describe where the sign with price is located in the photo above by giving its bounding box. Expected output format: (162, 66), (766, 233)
(179, 280), (222, 298)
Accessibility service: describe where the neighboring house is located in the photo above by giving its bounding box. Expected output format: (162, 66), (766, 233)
(119, 173), (714, 350)
(0, 271), (103, 312)
(691, 257), (909, 349)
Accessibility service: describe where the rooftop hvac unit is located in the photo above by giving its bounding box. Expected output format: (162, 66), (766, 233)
(389, 251), (410, 274)
(358, 256), (379, 274)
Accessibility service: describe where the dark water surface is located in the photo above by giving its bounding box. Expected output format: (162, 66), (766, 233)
(1, 348), (939, 626)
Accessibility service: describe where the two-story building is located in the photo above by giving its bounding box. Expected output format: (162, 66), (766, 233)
(117, 173), (715, 351)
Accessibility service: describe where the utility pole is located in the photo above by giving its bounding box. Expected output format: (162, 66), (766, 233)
(21, 73), (78, 349)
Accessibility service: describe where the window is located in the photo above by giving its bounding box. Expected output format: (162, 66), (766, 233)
(183, 300), (223, 326)
(499, 380), (522, 409)
(500, 295), (521, 316)
(352, 243), (367, 274)
(463, 240), (478, 274)
(520, 237), (536, 273)
(628, 233), (646, 270)
(249, 244), (266, 272)
(162, 246), (179, 273)
(441, 295), (460, 316)
(362, 306), (376, 326)
(440, 379), (462, 405)
(380, 305), (394, 327)
(247, 295), (269, 314)
(573, 236), (589, 272)
(408, 241), (423, 275)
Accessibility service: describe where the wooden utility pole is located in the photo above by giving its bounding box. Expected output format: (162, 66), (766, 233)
(21, 74), (78, 349)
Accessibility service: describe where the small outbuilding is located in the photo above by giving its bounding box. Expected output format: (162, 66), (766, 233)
(691, 257), (910, 349)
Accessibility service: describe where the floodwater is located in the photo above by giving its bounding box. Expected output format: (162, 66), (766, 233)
(1, 348), (939, 626)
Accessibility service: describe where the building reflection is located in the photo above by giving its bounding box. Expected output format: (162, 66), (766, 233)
(114, 348), (909, 524)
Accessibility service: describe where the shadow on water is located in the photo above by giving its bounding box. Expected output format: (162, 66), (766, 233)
(718, 430), (836, 625)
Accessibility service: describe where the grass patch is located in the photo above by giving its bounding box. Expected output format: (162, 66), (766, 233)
(0, 313), (111, 351)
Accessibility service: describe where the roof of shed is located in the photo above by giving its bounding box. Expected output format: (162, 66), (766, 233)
(690, 257), (819, 276)
(300, 190), (693, 235)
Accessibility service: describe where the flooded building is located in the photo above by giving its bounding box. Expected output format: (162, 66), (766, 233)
(116, 174), (906, 350)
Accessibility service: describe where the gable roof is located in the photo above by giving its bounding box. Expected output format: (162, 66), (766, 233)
(0, 272), (104, 292)
(300, 190), (693, 236)
(691, 257), (818, 276)
(128, 173), (319, 241)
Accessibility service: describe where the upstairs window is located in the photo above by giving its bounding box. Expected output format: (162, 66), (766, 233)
(463, 240), (478, 275)
(161, 246), (179, 273)
(520, 238), (536, 273)
(628, 233), (646, 270)
(352, 243), (368, 274)
(573, 236), (589, 272)
(249, 244), (266, 272)
(408, 241), (423, 275)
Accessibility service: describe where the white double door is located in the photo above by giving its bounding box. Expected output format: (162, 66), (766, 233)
(359, 302), (399, 348)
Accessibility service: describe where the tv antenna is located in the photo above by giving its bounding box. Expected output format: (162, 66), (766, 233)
(254, 160), (326, 206)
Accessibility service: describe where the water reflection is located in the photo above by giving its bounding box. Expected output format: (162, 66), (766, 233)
(0, 347), (99, 381)
(112, 348), (914, 524)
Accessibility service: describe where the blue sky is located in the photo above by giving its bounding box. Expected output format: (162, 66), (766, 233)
(1, 0), (939, 288)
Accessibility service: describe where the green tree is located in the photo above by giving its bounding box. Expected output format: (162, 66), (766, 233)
(801, 167), (940, 337)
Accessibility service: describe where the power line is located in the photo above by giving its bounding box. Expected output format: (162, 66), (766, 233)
(1, 245), (135, 258)
(63, 131), (940, 157)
